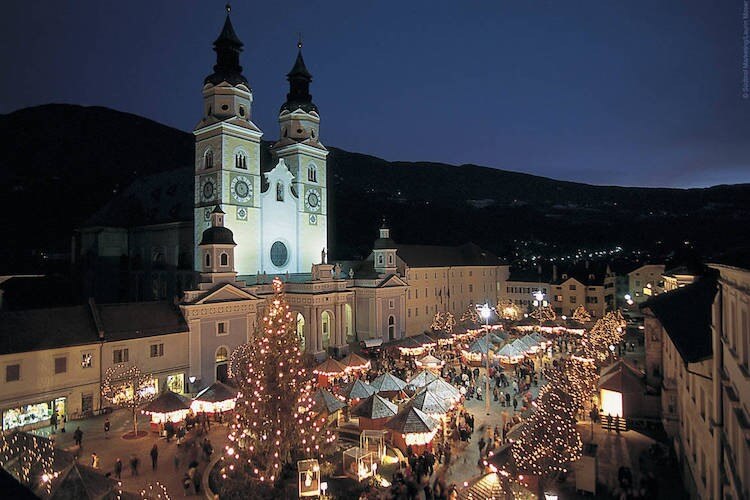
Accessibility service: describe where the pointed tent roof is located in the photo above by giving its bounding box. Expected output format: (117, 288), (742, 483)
(530, 331), (547, 343)
(340, 379), (376, 400)
(194, 381), (237, 403)
(410, 388), (450, 415)
(351, 393), (398, 420)
(370, 372), (407, 393)
(48, 462), (128, 500)
(423, 377), (461, 402)
(142, 391), (191, 414)
(214, 11), (243, 47)
(339, 352), (371, 371)
(519, 335), (539, 349)
(409, 370), (438, 388)
(457, 472), (512, 500)
(385, 405), (438, 434)
(313, 388), (346, 414)
(415, 353), (444, 367)
(511, 338), (529, 352)
(468, 337), (492, 354)
(497, 343), (524, 358)
(314, 357), (346, 376)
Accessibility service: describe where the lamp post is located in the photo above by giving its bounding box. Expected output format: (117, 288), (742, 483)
(480, 303), (491, 416)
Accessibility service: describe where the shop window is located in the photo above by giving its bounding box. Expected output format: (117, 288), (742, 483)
(217, 321), (228, 336)
(81, 394), (93, 414)
(113, 348), (129, 364)
(150, 343), (164, 358)
(54, 357), (67, 374)
(81, 352), (93, 368)
(6, 364), (20, 382)
(167, 374), (185, 394)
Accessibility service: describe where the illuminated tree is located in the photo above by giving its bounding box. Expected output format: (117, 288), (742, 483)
(430, 312), (445, 332)
(101, 363), (158, 436)
(529, 304), (556, 322)
(547, 358), (598, 413)
(430, 311), (456, 334)
(497, 299), (522, 321)
(220, 278), (335, 497)
(581, 311), (625, 365)
(460, 303), (481, 329)
(571, 305), (592, 323)
(512, 385), (582, 497)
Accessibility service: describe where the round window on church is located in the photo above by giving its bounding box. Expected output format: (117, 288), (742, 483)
(270, 241), (288, 268)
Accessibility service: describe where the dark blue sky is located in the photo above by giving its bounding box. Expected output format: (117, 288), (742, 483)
(2, 1), (748, 188)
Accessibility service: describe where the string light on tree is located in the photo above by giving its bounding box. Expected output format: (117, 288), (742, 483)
(571, 305), (592, 324)
(460, 303), (482, 329)
(219, 278), (336, 496)
(101, 363), (158, 436)
(496, 299), (522, 321)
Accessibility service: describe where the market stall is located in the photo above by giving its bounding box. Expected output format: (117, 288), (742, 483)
(191, 381), (237, 415)
(313, 357), (346, 387)
(370, 372), (407, 398)
(350, 394), (398, 430)
(339, 352), (371, 374)
(385, 404), (439, 454)
(408, 370), (438, 390)
(462, 337), (493, 366)
(497, 343), (525, 364)
(414, 354), (445, 372)
(142, 391), (192, 432)
(342, 447), (377, 481)
(312, 388), (347, 426)
(422, 377), (462, 406)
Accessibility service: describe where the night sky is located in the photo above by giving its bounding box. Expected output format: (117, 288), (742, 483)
(2, 0), (749, 188)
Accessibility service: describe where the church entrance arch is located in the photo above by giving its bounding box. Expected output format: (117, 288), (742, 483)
(321, 310), (333, 351)
(215, 346), (229, 383)
(296, 313), (306, 352)
(344, 304), (354, 343)
(388, 315), (396, 341)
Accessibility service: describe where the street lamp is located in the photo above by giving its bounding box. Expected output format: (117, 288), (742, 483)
(480, 303), (492, 416)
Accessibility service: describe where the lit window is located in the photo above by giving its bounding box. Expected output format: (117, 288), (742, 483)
(81, 353), (93, 368)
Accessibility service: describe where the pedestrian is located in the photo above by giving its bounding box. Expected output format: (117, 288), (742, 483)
(130, 454), (139, 476)
(150, 444), (159, 471)
(174, 452), (181, 471)
(114, 458), (123, 479)
(104, 418), (110, 439)
(513, 398), (518, 411)
(73, 427), (83, 448)
(50, 411), (58, 431)
(505, 392), (511, 407)
(183, 473), (191, 497)
(91, 452), (99, 468)
(478, 437), (486, 455)
(193, 465), (201, 494)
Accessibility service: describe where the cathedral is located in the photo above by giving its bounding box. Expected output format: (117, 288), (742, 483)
(0, 7), (508, 424)
(193, 8), (327, 276)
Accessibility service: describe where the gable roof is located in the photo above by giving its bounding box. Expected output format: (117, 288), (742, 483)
(641, 271), (718, 363)
(350, 394), (398, 419)
(554, 261), (611, 286)
(385, 405), (438, 434)
(0, 305), (99, 355)
(189, 283), (258, 304)
(96, 301), (188, 341)
(396, 242), (501, 268)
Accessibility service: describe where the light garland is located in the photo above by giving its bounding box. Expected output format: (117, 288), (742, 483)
(221, 278), (336, 493)
(571, 305), (592, 324)
(101, 363), (158, 435)
(529, 304), (556, 322)
(140, 481), (171, 499)
(581, 311), (626, 365)
(460, 303), (482, 329)
(0, 431), (55, 495)
(497, 299), (522, 321)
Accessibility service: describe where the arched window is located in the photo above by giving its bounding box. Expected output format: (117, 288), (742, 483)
(204, 149), (214, 169)
(388, 315), (396, 341)
(378, 255), (383, 265)
(388, 254), (393, 264)
(235, 151), (247, 169)
(308, 164), (317, 182)
(205, 252), (211, 268)
(276, 182), (284, 201)
(215, 346), (229, 383)
(220, 253), (228, 266)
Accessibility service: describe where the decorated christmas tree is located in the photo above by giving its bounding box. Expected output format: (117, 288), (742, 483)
(496, 298), (522, 321)
(460, 303), (481, 329)
(571, 305), (592, 323)
(512, 384), (582, 496)
(547, 357), (598, 413)
(582, 311), (625, 364)
(529, 304), (556, 322)
(220, 278), (335, 497)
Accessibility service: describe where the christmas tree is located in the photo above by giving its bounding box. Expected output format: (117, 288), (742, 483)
(512, 385), (582, 496)
(221, 278), (335, 496)
(582, 311), (625, 364)
(496, 298), (522, 321)
(571, 305), (592, 323)
(460, 303), (481, 329)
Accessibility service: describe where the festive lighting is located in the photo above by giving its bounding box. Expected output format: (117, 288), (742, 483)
(497, 299), (522, 321)
(220, 278), (336, 495)
(460, 303), (482, 329)
(101, 363), (158, 435)
(0, 431), (55, 495)
(140, 481), (171, 499)
(581, 311), (626, 365)
(571, 305), (592, 323)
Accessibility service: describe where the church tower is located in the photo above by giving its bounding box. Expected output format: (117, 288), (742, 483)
(271, 40), (328, 273)
(194, 5), (262, 275)
(198, 206), (238, 285)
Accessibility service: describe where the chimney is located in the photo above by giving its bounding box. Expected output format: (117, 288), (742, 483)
(552, 264), (558, 282)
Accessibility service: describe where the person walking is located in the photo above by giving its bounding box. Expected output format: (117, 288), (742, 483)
(91, 452), (100, 468)
(130, 454), (139, 476)
(173, 452), (181, 471)
(50, 411), (58, 431)
(513, 398), (518, 411)
(505, 392), (511, 407)
(114, 458), (123, 479)
(150, 444), (159, 471)
(73, 427), (83, 448)
(104, 418), (111, 439)
(182, 473), (191, 497)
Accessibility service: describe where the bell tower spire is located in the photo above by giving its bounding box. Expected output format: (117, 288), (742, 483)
(193, 4), (263, 275)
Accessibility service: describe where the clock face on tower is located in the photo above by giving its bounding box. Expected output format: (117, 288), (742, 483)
(230, 175), (253, 203)
(200, 176), (217, 202)
(305, 187), (321, 212)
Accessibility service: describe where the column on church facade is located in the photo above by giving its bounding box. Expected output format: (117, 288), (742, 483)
(335, 303), (343, 347)
(310, 306), (321, 352)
